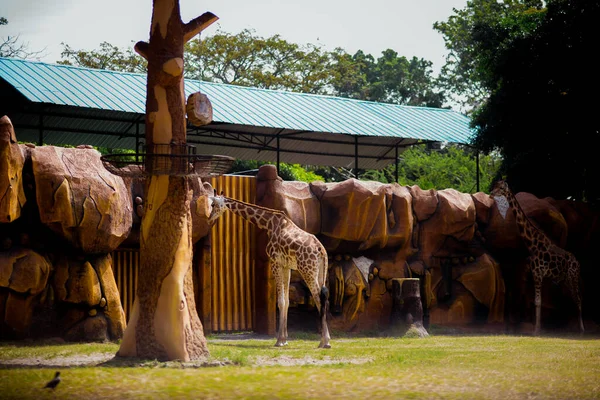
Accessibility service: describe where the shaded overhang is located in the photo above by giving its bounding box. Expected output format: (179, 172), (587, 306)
(0, 57), (476, 170)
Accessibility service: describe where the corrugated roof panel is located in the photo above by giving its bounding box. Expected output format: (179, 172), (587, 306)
(0, 57), (476, 145)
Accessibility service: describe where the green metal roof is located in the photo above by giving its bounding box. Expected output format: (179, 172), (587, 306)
(0, 57), (476, 170)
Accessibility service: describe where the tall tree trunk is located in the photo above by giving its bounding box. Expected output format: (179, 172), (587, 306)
(117, 0), (217, 361)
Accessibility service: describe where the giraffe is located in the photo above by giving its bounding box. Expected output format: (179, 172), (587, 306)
(208, 193), (331, 348)
(491, 180), (584, 335)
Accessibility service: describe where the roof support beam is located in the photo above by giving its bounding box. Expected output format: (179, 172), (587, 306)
(185, 137), (396, 161)
(38, 111), (44, 146)
(354, 136), (359, 179)
(395, 145), (399, 183)
(276, 134), (280, 175)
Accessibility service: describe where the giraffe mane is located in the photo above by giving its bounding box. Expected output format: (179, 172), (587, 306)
(502, 182), (555, 241)
(221, 196), (293, 221)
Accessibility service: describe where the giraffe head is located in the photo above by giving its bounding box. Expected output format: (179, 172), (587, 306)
(490, 180), (510, 219)
(208, 192), (227, 224)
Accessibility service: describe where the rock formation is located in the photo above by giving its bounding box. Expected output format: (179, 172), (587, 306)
(255, 165), (598, 334)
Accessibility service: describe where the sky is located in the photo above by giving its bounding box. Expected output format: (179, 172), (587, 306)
(1, 0), (467, 74)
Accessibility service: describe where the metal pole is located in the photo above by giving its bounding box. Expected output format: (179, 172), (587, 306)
(476, 150), (480, 192)
(276, 134), (280, 175)
(135, 121), (140, 163)
(354, 136), (359, 179)
(38, 111), (44, 146)
(395, 145), (399, 183)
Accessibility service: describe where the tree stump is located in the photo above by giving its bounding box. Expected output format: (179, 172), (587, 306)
(390, 278), (429, 338)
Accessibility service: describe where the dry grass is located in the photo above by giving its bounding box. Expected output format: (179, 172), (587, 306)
(0, 332), (598, 399)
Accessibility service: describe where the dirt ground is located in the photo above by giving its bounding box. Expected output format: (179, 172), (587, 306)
(0, 334), (373, 368)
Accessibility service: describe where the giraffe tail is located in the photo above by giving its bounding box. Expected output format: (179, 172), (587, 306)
(319, 286), (329, 317)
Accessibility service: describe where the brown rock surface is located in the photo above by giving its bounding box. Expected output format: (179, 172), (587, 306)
(455, 253), (505, 323)
(313, 179), (413, 251)
(95, 254), (126, 340)
(408, 185), (438, 221)
(65, 314), (109, 342)
(31, 146), (132, 253)
(416, 188), (476, 266)
(0, 247), (50, 295)
(4, 292), (36, 335)
(0, 116), (26, 223)
(257, 165), (320, 234)
(65, 261), (102, 306)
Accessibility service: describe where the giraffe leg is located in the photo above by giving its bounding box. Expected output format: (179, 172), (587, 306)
(566, 267), (584, 335)
(274, 266), (290, 347)
(318, 286), (331, 349)
(303, 272), (331, 349)
(533, 274), (543, 336)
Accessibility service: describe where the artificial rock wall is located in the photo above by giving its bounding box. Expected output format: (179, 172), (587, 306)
(255, 165), (600, 333)
(2, 111), (598, 340)
(0, 116), (214, 341)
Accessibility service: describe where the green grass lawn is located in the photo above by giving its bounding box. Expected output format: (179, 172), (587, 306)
(0, 332), (598, 399)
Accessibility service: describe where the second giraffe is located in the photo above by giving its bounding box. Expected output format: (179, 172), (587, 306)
(491, 180), (584, 335)
(209, 193), (331, 348)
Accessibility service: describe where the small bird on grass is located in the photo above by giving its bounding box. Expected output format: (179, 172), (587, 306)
(43, 371), (61, 390)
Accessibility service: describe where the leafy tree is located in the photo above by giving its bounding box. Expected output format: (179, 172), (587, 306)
(229, 159), (324, 183)
(437, 0), (600, 200)
(395, 144), (500, 193)
(0, 17), (44, 59)
(58, 41), (147, 73)
(184, 29), (332, 94)
(433, 0), (544, 112)
(330, 49), (445, 107)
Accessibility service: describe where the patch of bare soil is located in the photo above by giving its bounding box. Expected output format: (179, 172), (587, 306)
(252, 355), (373, 366)
(0, 353), (115, 367)
(1, 353), (373, 368)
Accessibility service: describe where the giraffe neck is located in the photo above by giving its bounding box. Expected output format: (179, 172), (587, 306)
(504, 188), (550, 251)
(223, 197), (286, 231)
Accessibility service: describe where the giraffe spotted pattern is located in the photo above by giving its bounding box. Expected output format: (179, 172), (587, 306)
(209, 194), (331, 348)
(491, 180), (584, 335)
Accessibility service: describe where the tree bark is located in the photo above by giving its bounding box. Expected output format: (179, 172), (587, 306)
(117, 0), (217, 361)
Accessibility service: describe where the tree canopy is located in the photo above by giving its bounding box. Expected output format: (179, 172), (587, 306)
(436, 0), (600, 200)
(58, 29), (446, 107)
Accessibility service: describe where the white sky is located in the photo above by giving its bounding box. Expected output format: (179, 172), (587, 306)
(1, 0), (467, 74)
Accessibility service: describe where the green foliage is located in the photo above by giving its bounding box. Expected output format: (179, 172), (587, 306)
(331, 49), (445, 107)
(57, 41), (147, 73)
(229, 159), (324, 183)
(59, 29), (445, 107)
(229, 144), (499, 193)
(433, 0), (545, 111)
(394, 144), (500, 193)
(184, 28), (332, 94)
(437, 0), (600, 200)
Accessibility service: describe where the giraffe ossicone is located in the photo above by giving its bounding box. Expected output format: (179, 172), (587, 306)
(209, 193), (331, 348)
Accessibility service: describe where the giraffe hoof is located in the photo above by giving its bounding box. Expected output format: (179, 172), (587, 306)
(274, 341), (288, 347)
(319, 343), (331, 349)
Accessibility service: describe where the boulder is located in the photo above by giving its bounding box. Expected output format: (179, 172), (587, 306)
(31, 146), (132, 253)
(0, 116), (26, 223)
(0, 247), (50, 295)
(311, 179), (413, 251)
(95, 254), (126, 340)
(416, 188), (477, 266)
(257, 165), (320, 234)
